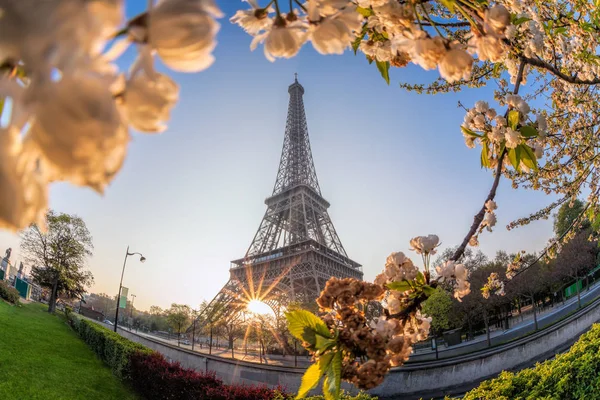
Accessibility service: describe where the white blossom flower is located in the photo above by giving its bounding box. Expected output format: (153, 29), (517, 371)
(464, 136), (476, 149)
(251, 19), (307, 62)
(148, 0), (223, 72)
(469, 235), (479, 247)
(395, 34), (446, 70)
(486, 108), (497, 119)
(409, 235), (440, 255)
(482, 212), (497, 231)
(505, 127), (520, 148)
(484, 4), (510, 36)
(0, 127), (48, 231)
(490, 125), (505, 143)
(28, 74), (130, 193)
(537, 114), (547, 136)
(120, 50), (180, 133)
(494, 115), (507, 127)
(475, 101), (489, 113)
(438, 44), (473, 83)
(453, 279), (471, 301)
(485, 199), (497, 212)
(384, 251), (418, 281)
(230, 0), (272, 35)
(386, 296), (401, 314)
(435, 260), (456, 282)
(468, 34), (505, 62)
(309, 7), (363, 55)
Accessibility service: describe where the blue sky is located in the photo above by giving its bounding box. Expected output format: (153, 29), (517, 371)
(0, 1), (556, 310)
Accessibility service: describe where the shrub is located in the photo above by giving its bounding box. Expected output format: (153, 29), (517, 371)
(129, 351), (285, 400)
(0, 281), (20, 304)
(67, 313), (151, 379)
(463, 323), (600, 399)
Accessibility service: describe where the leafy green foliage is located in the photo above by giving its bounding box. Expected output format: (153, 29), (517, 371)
(375, 61), (390, 85)
(22, 210), (94, 313)
(286, 309), (333, 349)
(554, 199), (589, 237)
(421, 288), (458, 335)
(0, 281), (20, 305)
(463, 323), (600, 399)
(508, 110), (520, 129)
(67, 313), (152, 379)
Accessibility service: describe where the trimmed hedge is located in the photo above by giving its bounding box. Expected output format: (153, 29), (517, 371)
(0, 281), (20, 304)
(463, 323), (600, 399)
(67, 313), (152, 379)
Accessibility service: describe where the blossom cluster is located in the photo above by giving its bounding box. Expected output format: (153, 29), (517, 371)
(435, 260), (470, 301)
(0, 0), (222, 231)
(462, 96), (546, 173)
(317, 277), (429, 390)
(232, 1), (517, 83)
(482, 272), (505, 299)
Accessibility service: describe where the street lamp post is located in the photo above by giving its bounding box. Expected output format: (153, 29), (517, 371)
(191, 309), (197, 352)
(114, 245), (145, 333)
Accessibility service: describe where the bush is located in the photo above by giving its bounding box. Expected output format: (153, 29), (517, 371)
(0, 281), (20, 304)
(129, 351), (285, 400)
(463, 323), (600, 399)
(67, 313), (151, 379)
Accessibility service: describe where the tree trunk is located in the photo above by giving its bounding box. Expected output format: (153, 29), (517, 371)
(48, 275), (59, 313)
(532, 296), (539, 330)
(576, 273), (582, 309)
(483, 309), (491, 347)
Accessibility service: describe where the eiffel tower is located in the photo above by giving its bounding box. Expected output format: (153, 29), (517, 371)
(198, 77), (362, 323)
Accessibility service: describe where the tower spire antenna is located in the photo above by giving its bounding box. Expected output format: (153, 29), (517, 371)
(294, 72), (298, 82)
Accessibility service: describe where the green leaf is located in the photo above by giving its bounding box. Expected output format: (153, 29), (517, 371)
(439, 0), (455, 12)
(296, 362), (325, 399)
(481, 143), (491, 169)
(323, 351), (342, 400)
(352, 25), (368, 55)
(520, 125), (538, 138)
(422, 285), (436, 296)
(376, 61), (390, 85)
(416, 271), (425, 285)
(366, 55), (373, 65)
(356, 6), (374, 17)
(461, 126), (482, 138)
(513, 16), (531, 25)
(387, 280), (412, 292)
(286, 310), (332, 347)
(519, 144), (538, 171)
(508, 147), (520, 170)
(315, 334), (337, 353)
(508, 110), (520, 130)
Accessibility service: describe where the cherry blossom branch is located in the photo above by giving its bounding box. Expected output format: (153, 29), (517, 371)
(522, 56), (600, 85)
(451, 61), (527, 262)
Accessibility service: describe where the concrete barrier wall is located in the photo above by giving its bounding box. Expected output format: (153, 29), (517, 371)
(118, 296), (600, 399)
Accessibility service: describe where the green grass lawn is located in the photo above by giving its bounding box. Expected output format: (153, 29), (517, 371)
(0, 301), (137, 400)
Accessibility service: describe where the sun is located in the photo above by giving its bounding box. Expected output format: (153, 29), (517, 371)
(246, 299), (273, 316)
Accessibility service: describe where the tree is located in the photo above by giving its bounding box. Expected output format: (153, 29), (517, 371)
(166, 303), (191, 346)
(552, 229), (598, 308)
(22, 211), (94, 313)
(554, 200), (588, 238)
(421, 288), (457, 335)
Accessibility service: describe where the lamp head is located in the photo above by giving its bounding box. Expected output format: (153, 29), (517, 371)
(139, 256), (146, 263)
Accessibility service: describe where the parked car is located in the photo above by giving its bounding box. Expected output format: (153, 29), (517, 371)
(103, 319), (114, 325)
(181, 339), (191, 345)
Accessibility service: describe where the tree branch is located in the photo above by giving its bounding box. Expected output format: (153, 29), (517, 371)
(522, 55), (600, 85)
(451, 60), (527, 262)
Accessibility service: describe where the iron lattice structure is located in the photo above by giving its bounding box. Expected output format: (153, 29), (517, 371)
(195, 78), (362, 325)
